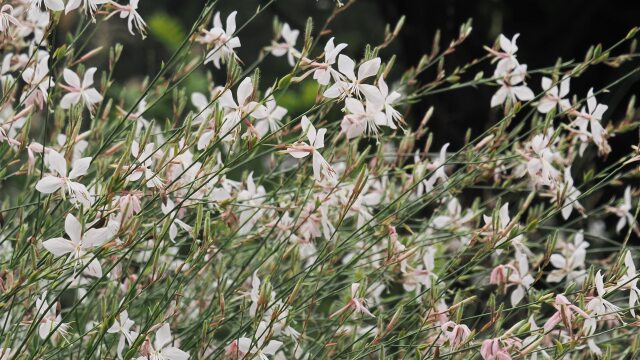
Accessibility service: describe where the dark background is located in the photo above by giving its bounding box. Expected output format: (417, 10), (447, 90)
(86, 0), (640, 150)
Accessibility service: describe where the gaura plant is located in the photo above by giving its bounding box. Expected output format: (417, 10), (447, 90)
(0, 0), (639, 359)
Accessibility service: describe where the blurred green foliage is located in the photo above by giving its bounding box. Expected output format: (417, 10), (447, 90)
(147, 12), (187, 52)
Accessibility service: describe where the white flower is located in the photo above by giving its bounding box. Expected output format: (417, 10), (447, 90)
(60, 67), (103, 110)
(0, 5), (20, 33)
(617, 250), (640, 317)
(190, 91), (214, 125)
(31, 0), (65, 12)
(490, 63), (534, 107)
(507, 253), (534, 306)
(255, 89), (287, 137)
(35, 294), (69, 341)
(402, 247), (438, 293)
(127, 141), (163, 188)
(376, 77), (402, 129)
(286, 116), (335, 182)
(161, 198), (193, 242)
(537, 76), (571, 113)
(107, 310), (138, 359)
(42, 213), (111, 277)
(494, 33), (520, 74)
(432, 197), (474, 244)
(237, 172), (267, 235)
(323, 55), (381, 100)
(312, 37), (348, 85)
(136, 323), (189, 360)
(218, 77), (268, 138)
(200, 11), (240, 69)
(271, 23), (299, 66)
(584, 271), (621, 335)
(111, 0), (147, 39)
(572, 88), (608, 149)
(559, 166), (583, 220)
(423, 143), (450, 192)
(547, 246), (587, 284)
(340, 97), (386, 139)
(526, 132), (559, 188)
(610, 186), (635, 233)
(237, 322), (283, 360)
(65, 0), (107, 16)
(21, 55), (51, 110)
(35, 149), (92, 207)
(330, 283), (375, 318)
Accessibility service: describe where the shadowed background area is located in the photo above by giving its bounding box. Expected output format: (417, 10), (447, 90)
(73, 0), (639, 147)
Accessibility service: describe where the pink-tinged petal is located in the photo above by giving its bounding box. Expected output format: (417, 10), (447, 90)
(586, 88), (597, 114)
(82, 67), (97, 88)
(313, 69), (331, 85)
(68, 181), (92, 207)
(47, 150), (67, 176)
(42, 237), (75, 256)
(217, 89), (237, 109)
(83, 257), (102, 277)
(511, 286), (525, 306)
(345, 97), (365, 115)
(549, 254), (566, 268)
(236, 77), (253, 106)
(359, 84), (383, 105)
(592, 104), (608, 120)
(490, 87), (508, 107)
(68, 157), (92, 179)
(357, 57), (381, 80)
(537, 98), (555, 114)
(498, 34), (512, 52)
(35, 176), (64, 194)
(162, 347), (189, 360)
(154, 323), (172, 350)
(337, 54), (356, 81)
(312, 152), (322, 181)
(248, 103), (269, 119)
(287, 148), (310, 159)
(322, 82), (344, 99)
(191, 92), (208, 109)
(326, 42), (348, 64)
(227, 36), (241, 49)
(63, 68), (81, 88)
(263, 340), (283, 355)
(559, 76), (571, 97)
(45, 0), (65, 11)
(543, 312), (561, 332)
(83, 227), (110, 248)
(590, 120), (605, 146)
(499, 203), (510, 227)
(212, 11), (222, 29)
(197, 131), (215, 150)
(546, 270), (565, 283)
(38, 322), (50, 340)
(60, 92), (82, 109)
(83, 88), (103, 106)
(64, 213), (82, 244)
(513, 86), (534, 101)
(226, 11), (237, 35)
(314, 128), (326, 149)
(271, 46), (287, 57)
(65, 0), (81, 13)
(561, 200), (573, 220)
(237, 337), (251, 353)
(541, 77), (552, 91)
